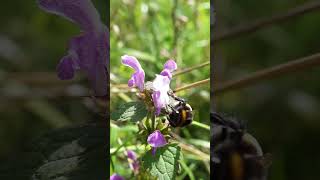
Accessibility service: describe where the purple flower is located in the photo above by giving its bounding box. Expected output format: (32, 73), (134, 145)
(152, 60), (177, 115)
(147, 130), (167, 155)
(126, 150), (139, 174)
(110, 173), (125, 180)
(152, 75), (171, 116)
(38, 0), (109, 96)
(160, 59), (177, 79)
(121, 56), (177, 115)
(121, 55), (145, 91)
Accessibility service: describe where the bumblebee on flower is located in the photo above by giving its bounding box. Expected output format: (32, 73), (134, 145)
(121, 55), (193, 128)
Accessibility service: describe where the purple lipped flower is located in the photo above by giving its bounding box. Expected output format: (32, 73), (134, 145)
(121, 55), (145, 92)
(152, 60), (177, 115)
(147, 130), (167, 155)
(38, 0), (109, 96)
(120, 56), (177, 115)
(126, 150), (139, 174)
(110, 173), (125, 180)
(152, 75), (171, 116)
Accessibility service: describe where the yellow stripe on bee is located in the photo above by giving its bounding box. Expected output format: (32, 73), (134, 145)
(181, 110), (187, 122)
(230, 152), (244, 180)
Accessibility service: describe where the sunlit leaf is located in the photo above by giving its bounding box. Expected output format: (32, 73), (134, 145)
(111, 101), (148, 122)
(142, 144), (181, 180)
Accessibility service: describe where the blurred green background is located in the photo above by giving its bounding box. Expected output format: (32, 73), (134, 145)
(110, 0), (210, 179)
(214, 1), (320, 179)
(0, 0), (107, 159)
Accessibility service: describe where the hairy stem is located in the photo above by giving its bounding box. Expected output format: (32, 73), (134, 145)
(213, 1), (320, 42)
(215, 52), (320, 95)
(191, 121), (210, 131)
(174, 78), (210, 92)
(173, 61), (210, 77)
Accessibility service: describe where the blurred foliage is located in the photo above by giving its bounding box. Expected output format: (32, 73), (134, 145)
(0, 0), (107, 159)
(214, 0), (320, 179)
(110, 0), (210, 179)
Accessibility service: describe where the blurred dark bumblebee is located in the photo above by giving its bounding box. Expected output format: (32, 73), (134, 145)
(211, 112), (271, 180)
(165, 91), (193, 127)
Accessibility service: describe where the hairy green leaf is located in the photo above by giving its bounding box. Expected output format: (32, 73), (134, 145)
(111, 101), (148, 122)
(142, 144), (181, 180)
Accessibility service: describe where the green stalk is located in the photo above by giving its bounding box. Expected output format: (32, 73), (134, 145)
(191, 121), (210, 131)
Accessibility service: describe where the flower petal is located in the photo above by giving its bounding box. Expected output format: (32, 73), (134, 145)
(128, 77), (134, 87)
(163, 59), (177, 72)
(147, 130), (167, 148)
(110, 174), (125, 180)
(152, 75), (170, 115)
(160, 69), (172, 79)
(121, 55), (145, 91)
(133, 71), (145, 91)
(152, 91), (162, 116)
(131, 161), (139, 173)
(126, 150), (137, 160)
(126, 150), (139, 173)
(87, 63), (108, 96)
(67, 30), (108, 96)
(38, 0), (103, 32)
(152, 74), (170, 91)
(121, 55), (143, 72)
(56, 55), (77, 80)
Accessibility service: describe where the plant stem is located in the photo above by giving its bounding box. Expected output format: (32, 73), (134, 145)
(173, 61), (210, 77)
(174, 78), (210, 92)
(110, 143), (126, 156)
(215, 52), (320, 95)
(213, 1), (320, 42)
(180, 160), (195, 180)
(151, 113), (156, 131)
(191, 121), (210, 131)
(110, 157), (115, 174)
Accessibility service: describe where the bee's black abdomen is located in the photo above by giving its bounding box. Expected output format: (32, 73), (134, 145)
(168, 103), (193, 127)
(166, 93), (193, 128)
(168, 110), (181, 127)
(211, 112), (270, 180)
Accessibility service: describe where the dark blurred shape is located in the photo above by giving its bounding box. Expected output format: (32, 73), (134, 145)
(0, 121), (107, 180)
(211, 112), (271, 180)
(0, 34), (25, 62)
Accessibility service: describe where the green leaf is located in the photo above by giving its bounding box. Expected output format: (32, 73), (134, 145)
(111, 101), (148, 122)
(142, 144), (181, 180)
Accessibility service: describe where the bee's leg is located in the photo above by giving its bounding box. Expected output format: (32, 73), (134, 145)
(173, 96), (186, 105)
(167, 104), (179, 114)
(167, 91), (186, 104)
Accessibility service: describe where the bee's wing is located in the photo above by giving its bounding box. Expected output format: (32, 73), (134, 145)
(244, 153), (272, 169)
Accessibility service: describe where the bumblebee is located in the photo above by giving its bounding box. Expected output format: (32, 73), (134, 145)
(165, 91), (193, 127)
(143, 81), (193, 128)
(211, 112), (271, 180)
